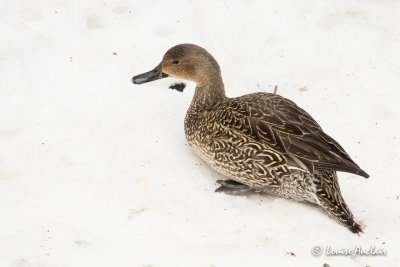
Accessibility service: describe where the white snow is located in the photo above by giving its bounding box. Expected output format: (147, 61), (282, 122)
(1, 0), (399, 266)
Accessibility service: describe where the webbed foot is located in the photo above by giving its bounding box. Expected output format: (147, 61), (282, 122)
(215, 180), (254, 195)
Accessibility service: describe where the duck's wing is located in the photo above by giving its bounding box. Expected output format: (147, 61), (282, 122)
(215, 92), (369, 178)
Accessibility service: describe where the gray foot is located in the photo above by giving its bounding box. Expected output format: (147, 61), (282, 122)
(215, 180), (254, 195)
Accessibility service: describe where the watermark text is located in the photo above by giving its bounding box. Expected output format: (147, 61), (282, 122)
(311, 245), (387, 256)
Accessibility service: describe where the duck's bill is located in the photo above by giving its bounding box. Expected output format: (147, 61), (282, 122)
(131, 63), (168, 84)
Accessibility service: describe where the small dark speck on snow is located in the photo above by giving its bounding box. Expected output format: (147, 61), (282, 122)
(169, 83), (186, 92)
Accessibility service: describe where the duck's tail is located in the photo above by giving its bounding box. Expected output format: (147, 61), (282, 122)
(314, 170), (363, 234)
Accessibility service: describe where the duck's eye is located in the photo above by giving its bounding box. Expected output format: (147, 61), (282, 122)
(172, 60), (179, 64)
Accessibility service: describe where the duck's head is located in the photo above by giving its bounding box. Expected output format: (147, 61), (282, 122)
(132, 44), (222, 87)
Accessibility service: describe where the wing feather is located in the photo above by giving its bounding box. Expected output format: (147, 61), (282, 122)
(215, 93), (369, 178)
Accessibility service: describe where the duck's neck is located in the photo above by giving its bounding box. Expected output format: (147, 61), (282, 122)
(190, 74), (226, 110)
(192, 84), (225, 107)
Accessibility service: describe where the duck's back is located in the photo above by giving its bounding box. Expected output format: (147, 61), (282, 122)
(184, 92), (368, 188)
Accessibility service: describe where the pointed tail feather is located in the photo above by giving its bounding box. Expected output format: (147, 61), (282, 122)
(319, 196), (363, 234)
(314, 170), (363, 234)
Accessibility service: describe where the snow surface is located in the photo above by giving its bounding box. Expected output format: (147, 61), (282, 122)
(1, 0), (399, 266)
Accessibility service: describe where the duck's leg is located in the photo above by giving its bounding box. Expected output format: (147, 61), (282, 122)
(215, 180), (255, 195)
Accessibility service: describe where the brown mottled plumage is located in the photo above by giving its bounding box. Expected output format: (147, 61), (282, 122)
(132, 43), (369, 234)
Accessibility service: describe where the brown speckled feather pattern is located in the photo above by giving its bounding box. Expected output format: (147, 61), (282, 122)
(185, 91), (366, 233)
(185, 92), (368, 183)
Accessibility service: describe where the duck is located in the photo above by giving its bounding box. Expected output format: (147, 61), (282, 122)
(131, 43), (369, 234)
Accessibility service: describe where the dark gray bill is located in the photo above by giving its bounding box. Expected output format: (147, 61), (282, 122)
(131, 63), (168, 84)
